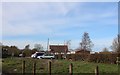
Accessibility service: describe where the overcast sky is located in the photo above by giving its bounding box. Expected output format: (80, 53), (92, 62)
(2, 2), (118, 52)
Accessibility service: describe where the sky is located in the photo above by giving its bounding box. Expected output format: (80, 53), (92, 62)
(1, 2), (118, 52)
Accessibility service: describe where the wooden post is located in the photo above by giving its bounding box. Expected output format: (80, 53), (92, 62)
(95, 65), (99, 75)
(33, 62), (36, 75)
(69, 63), (73, 75)
(116, 57), (120, 66)
(48, 61), (51, 75)
(22, 60), (25, 74)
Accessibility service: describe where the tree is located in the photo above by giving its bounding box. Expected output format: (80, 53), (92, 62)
(0, 42), (2, 46)
(25, 44), (30, 50)
(111, 34), (120, 53)
(66, 40), (71, 50)
(22, 49), (33, 57)
(7, 46), (20, 57)
(34, 44), (43, 51)
(21, 44), (31, 57)
(79, 32), (94, 51)
(102, 47), (109, 52)
(2, 46), (9, 58)
(2, 45), (20, 57)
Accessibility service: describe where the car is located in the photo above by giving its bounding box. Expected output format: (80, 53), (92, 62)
(31, 52), (44, 58)
(37, 54), (55, 59)
(19, 53), (23, 57)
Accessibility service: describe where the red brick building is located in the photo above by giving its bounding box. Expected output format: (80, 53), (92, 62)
(49, 45), (68, 54)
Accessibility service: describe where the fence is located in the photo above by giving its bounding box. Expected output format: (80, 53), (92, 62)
(22, 60), (99, 75)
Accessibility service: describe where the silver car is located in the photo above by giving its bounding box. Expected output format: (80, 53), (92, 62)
(37, 54), (55, 59)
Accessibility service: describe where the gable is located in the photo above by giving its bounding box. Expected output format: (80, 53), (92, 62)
(50, 45), (68, 53)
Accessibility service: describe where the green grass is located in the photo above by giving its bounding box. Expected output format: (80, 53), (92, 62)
(2, 57), (118, 74)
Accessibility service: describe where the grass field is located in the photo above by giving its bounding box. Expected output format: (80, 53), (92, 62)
(2, 57), (119, 74)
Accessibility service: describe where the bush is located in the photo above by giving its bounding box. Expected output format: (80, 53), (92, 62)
(55, 53), (118, 64)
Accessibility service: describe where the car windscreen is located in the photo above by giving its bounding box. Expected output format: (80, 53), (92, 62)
(36, 53), (44, 56)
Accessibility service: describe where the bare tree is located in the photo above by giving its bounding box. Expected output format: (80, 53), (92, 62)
(102, 47), (109, 52)
(111, 34), (120, 52)
(34, 44), (43, 51)
(66, 40), (71, 50)
(80, 32), (94, 51)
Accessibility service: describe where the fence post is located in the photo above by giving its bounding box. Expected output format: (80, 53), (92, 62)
(69, 63), (73, 75)
(48, 61), (51, 75)
(22, 60), (25, 74)
(33, 62), (36, 75)
(116, 57), (120, 66)
(95, 65), (99, 75)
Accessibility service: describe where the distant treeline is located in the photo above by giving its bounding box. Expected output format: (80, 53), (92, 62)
(1, 45), (38, 58)
(1, 45), (120, 64)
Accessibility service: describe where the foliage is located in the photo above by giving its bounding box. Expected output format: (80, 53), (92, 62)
(2, 44), (41, 58)
(2, 46), (20, 58)
(25, 44), (30, 50)
(2, 46), (9, 58)
(87, 53), (117, 64)
(34, 44), (44, 51)
(55, 53), (118, 64)
(111, 34), (120, 53)
(8, 46), (20, 57)
(22, 49), (36, 57)
(79, 32), (94, 51)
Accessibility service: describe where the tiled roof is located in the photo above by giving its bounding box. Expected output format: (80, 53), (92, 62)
(49, 45), (68, 53)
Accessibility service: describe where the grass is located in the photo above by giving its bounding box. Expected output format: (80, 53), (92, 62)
(2, 57), (119, 74)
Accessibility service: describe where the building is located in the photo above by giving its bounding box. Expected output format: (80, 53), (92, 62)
(49, 45), (68, 54)
(75, 49), (90, 54)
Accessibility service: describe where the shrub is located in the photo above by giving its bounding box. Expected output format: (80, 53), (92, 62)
(55, 53), (118, 64)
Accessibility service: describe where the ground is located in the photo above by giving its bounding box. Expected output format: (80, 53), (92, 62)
(2, 57), (119, 74)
